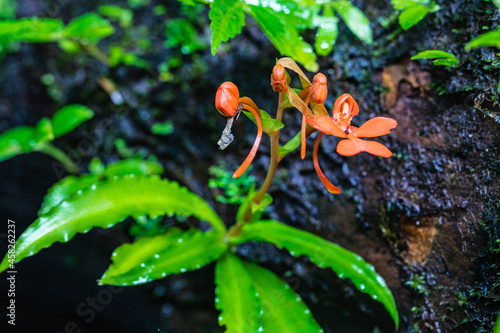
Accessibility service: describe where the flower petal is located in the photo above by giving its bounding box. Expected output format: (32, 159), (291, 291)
(333, 93), (359, 117)
(313, 133), (342, 194)
(307, 116), (347, 138)
(355, 117), (398, 138)
(361, 140), (393, 158)
(337, 136), (393, 158)
(233, 104), (263, 178)
(301, 114), (307, 159)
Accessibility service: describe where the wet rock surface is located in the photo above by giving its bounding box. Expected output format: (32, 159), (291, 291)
(0, 0), (499, 332)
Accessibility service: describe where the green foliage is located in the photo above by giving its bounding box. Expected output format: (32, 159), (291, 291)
(65, 13), (115, 44)
(215, 253), (262, 333)
(235, 187), (272, 224)
(98, 5), (133, 28)
(0, 175), (226, 273)
(331, 1), (372, 44)
(242, 109), (284, 136)
(411, 50), (459, 66)
(209, 0), (245, 56)
(315, 6), (338, 56)
(465, 30), (500, 51)
(231, 220), (399, 329)
(165, 18), (206, 54)
(0, 104), (93, 162)
(244, 261), (323, 333)
(0, 0), (16, 19)
(209, 163), (256, 205)
(392, 0), (440, 30)
(150, 120), (174, 135)
(100, 228), (227, 286)
(0, 18), (65, 43)
(495, 310), (500, 333)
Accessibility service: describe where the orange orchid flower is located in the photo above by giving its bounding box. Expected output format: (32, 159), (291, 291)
(216, 82), (263, 178)
(306, 94), (397, 193)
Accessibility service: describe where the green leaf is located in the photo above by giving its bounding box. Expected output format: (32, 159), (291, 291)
(278, 130), (302, 157)
(65, 13), (114, 44)
(231, 220), (399, 329)
(98, 5), (133, 28)
(242, 109), (284, 136)
(102, 158), (164, 177)
(215, 253), (262, 332)
(494, 310), (500, 333)
(398, 4), (429, 30)
(51, 104), (94, 138)
(315, 6), (338, 56)
(332, 1), (373, 44)
(99, 228), (227, 285)
(465, 30), (500, 51)
(209, 0), (245, 55)
(0, 18), (65, 43)
(0, 175), (226, 273)
(247, 5), (318, 72)
(0, 0), (17, 19)
(236, 186), (273, 224)
(411, 50), (458, 66)
(244, 261), (323, 333)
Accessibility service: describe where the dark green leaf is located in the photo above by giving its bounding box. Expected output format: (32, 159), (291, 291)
(0, 175), (226, 273)
(247, 5), (318, 72)
(209, 0), (245, 55)
(315, 6), (338, 56)
(278, 130), (302, 157)
(215, 253), (262, 332)
(231, 220), (399, 329)
(0, 0), (17, 19)
(51, 104), (94, 138)
(244, 261), (323, 333)
(99, 229), (227, 285)
(65, 13), (114, 44)
(398, 4), (429, 30)
(465, 30), (500, 51)
(411, 50), (458, 66)
(332, 1), (373, 44)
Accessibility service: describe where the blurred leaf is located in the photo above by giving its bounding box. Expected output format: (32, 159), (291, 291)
(151, 120), (174, 135)
(242, 109), (284, 136)
(98, 5), (133, 27)
(411, 50), (458, 66)
(58, 39), (81, 54)
(465, 30), (500, 51)
(51, 104), (94, 138)
(0, 0), (17, 19)
(398, 4), (429, 29)
(0, 175), (226, 273)
(102, 158), (164, 177)
(244, 261), (323, 333)
(332, 1), (373, 44)
(0, 18), (64, 44)
(278, 130), (301, 157)
(247, 5), (318, 72)
(165, 18), (206, 53)
(209, 0), (245, 55)
(65, 13), (114, 44)
(315, 6), (338, 56)
(215, 253), (262, 332)
(99, 228), (227, 285)
(232, 220), (399, 329)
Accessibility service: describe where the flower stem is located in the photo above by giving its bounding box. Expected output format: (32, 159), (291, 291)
(35, 143), (80, 174)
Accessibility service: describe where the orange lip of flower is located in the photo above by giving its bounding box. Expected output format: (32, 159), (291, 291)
(216, 82), (240, 117)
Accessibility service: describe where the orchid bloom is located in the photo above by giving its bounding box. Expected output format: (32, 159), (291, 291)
(306, 94), (398, 194)
(216, 81), (263, 178)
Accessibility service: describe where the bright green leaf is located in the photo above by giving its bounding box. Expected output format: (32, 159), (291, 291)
(0, 175), (226, 273)
(465, 30), (500, 51)
(0, 126), (36, 161)
(231, 220), (399, 329)
(278, 130), (302, 157)
(247, 5), (318, 72)
(242, 109), (284, 136)
(215, 253), (262, 332)
(98, 5), (133, 28)
(332, 1), (373, 44)
(0, 0), (17, 19)
(65, 13), (114, 44)
(102, 158), (164, 177)
(99, 228), (227, 285)
(209, 0), (245, 55)
(411, 50), (458, 66)
(51, 104), (94, 138)
(398, 4), (429, 30)
(315, 6), (338, 56)
(244, 261), (323, 333)
(236, 186), (272, 224)
(0, 18), (65, 43)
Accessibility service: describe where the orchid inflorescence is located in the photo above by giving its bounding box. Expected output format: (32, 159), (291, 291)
(215, 57), (397, 194)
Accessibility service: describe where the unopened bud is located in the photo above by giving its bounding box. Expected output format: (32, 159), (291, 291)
(310, 73), (327, 104)
(271, 64), (287, 92)
(216, 82), (240, 117)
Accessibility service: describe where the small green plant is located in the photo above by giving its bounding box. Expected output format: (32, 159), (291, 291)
(411, 50), (459, 67)
(0, 104), (93, 173)
(209, 163), (255, 205)
(1, 58), (400, 331)
(391, 0), (440, 30)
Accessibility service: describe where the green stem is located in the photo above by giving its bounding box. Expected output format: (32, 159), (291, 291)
(81, 43), (110, 66)
(35, 143), (79, 174)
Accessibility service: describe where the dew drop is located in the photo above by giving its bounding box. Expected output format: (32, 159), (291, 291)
(304, 309), (311, 314)
(154, 254), (160, 259)
(178, 238), (183, 243)
(218, 316), (223, 322)
(91, 184), (97, 190)
(296, 297), (301, 302)
(180, 268), (187, 273)
(215, 297), (219, 303)
(255, 292), (259, 297)
(360, 284), (365, 290)
(112, 252), (117, 257)
(373, 295), (378, 300)
(258, 327), (263, 332)
(140, 263), (146, 268)
(161, 272), (166, 277)
(195, 264), (201, 269)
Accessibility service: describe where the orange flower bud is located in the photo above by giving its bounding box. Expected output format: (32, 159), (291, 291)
(271, 64), (287, 92)
(310, 73), (327, 104)
(216, 82), (240, 117)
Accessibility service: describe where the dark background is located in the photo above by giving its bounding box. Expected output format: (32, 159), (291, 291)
(0, 0), (499, 332)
